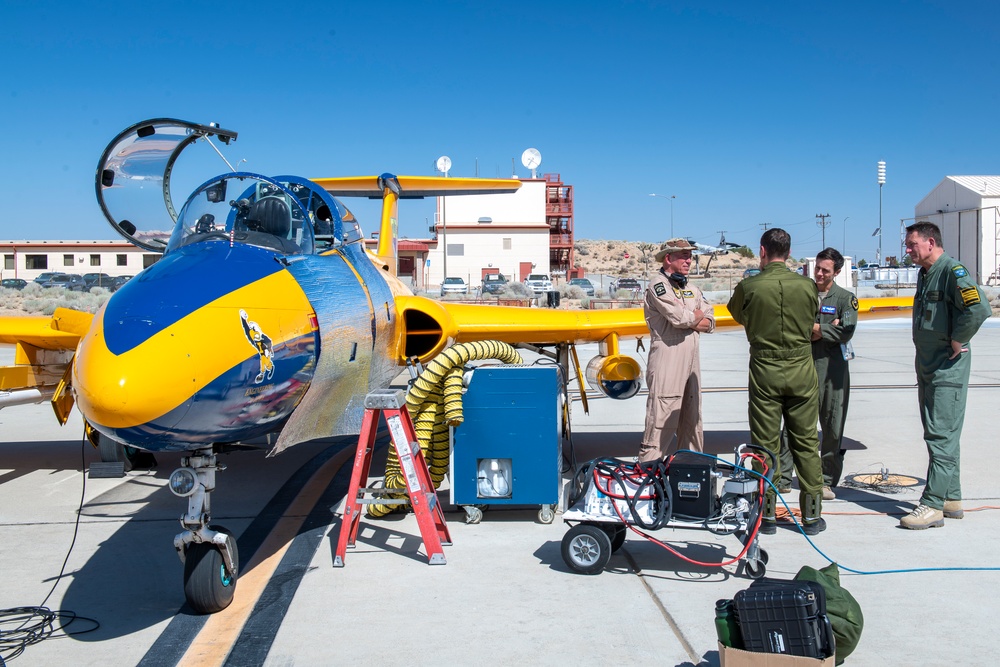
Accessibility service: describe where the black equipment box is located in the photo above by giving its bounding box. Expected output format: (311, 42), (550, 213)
(734, 578), (835, 659)
(668, 463), (716, 520)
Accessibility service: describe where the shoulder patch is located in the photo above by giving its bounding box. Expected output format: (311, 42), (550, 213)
(851, 296), (859, 311)
(682, 290), (695, 298)
(960, 285), (981, 307)
(653, 282), (667, 296)
(953, 265), (968, 278)
(672, 286), (682, 298)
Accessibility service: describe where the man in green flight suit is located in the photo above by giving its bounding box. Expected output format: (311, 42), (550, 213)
(777, 247), (858, 499)
(728, 229), (826, 535)
(901, 221), (990, 530)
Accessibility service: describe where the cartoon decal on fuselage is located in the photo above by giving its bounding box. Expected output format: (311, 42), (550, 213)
(240, 309), (274, 383)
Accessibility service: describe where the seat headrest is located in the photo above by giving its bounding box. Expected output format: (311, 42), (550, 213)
(249, 197), (291, 238)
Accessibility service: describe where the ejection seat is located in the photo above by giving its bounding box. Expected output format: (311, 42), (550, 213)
(246, 197), (300, 253)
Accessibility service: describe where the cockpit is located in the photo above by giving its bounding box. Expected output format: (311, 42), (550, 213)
(166, 174), (327, 255)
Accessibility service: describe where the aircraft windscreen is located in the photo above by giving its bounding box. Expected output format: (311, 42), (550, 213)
(166, 174), (321, 256)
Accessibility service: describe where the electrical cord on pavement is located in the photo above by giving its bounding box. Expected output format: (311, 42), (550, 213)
(716, 452), (1000, 576)
(0, 434), (100, 664)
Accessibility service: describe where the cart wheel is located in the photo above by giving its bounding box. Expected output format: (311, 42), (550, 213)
(759, 548), (769, 565)
(746, 559), (767, 579)
(463, 506), (483, 524)
(562, 524), (612, 575)
(600, 524), (627, 552)
(537, 506), (555, 524)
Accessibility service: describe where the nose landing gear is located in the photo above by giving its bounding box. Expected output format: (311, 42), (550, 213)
(169, 447), (239, 614)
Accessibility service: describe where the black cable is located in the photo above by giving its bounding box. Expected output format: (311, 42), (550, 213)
(0, 433), (101, 664)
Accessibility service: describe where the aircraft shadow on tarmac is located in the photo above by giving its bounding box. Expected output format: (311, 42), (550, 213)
(49, 440), (350, 641)
(0, 439), (97, 485)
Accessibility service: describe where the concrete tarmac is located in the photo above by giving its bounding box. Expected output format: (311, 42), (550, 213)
(2, 316), (999, 666)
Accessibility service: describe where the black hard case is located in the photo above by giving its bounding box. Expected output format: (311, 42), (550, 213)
(733, 578), (835, 659)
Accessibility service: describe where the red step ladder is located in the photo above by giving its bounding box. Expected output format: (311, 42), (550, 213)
(334, 388), (451, 566)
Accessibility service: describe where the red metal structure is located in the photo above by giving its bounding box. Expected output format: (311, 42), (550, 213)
(544, 174), (574, 277)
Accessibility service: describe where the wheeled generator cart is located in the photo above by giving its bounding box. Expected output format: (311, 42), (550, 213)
(560, 446), (772, 578)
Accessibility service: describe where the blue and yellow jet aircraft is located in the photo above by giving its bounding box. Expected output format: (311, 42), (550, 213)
(0, 118), (912, 613)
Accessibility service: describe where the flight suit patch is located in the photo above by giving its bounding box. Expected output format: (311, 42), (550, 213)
(927, 291), (942, 302)
(653, 282), (667, 297)
(820, 305), (837, 314)
(672, 286), (682, 297)
(682, 290), (694, 298)
(850, 296), (859, 310)
(953, 265), (968, 278)
(960, 286), (981, 306)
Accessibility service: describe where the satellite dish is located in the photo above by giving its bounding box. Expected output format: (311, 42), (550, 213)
(436, 155), (452, 174)
(521, 148), (542, 169)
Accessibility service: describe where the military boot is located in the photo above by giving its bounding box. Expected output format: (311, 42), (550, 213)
(900, 504), (944, 530)
(801, 492), (826, 536)
(943, 500), (964, 519)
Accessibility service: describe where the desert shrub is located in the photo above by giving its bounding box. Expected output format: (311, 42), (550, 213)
(503, 282), (533, 299)
(575, 245), (590, 256)
(734, 246), (755, 258)
(559, 285), (585, 300)
(606, 241), (615, 250)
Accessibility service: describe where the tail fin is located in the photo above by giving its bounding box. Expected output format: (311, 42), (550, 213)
(315, 174), (521, 277)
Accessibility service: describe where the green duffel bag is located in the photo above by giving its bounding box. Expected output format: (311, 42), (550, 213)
(795, 563), (864, 664)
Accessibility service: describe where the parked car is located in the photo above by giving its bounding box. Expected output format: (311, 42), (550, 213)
(614, 278), (642, 292)
(109, 275), (133, 292)
(1, 278), (27, 290)
(83, 272), (114, 290)
(523, 273), (553, 294)
(482, 273), (508, 295)
(33, 272), (63, 286)
(440, 276), (469, 296)
(41, 274), (87, 291)
(569, 277), (595, 296)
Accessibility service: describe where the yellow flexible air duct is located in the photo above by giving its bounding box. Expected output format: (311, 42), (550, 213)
(367, 340), (522, 517)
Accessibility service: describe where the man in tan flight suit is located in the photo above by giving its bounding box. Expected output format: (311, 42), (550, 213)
(638, 238), (715, 462)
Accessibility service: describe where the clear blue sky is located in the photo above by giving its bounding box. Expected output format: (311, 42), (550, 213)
(3, 1), (998, 264)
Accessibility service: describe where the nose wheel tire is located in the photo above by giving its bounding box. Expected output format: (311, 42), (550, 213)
(183, 526), (239, 614)
(561, 524), (612, 575)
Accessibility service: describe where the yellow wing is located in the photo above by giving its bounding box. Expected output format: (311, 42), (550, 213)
(394, 295), (913, 363)
(314, 174), (522, 276)
(0, 308), (93, 421)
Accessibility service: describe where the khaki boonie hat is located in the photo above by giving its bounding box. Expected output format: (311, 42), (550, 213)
(654, 238), (698, 262)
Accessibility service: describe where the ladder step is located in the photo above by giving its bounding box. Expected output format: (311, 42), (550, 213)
(354, 498), (411, 506)
(358, 487), (407, 495)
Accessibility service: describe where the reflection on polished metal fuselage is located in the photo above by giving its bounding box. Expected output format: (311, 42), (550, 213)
(72, 232), (403, 454)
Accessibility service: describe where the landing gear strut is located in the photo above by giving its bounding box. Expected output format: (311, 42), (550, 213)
(168, 446), (239, 614)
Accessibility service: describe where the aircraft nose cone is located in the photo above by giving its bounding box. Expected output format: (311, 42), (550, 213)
(73, 242), (317, 448)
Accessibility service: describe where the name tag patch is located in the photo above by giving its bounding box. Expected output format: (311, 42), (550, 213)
(820, 305), (837, 314)
(682, 290), (694, 298)
(928, 291), (942, 302)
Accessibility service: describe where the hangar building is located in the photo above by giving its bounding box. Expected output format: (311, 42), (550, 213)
(914, 176), (1000, 284)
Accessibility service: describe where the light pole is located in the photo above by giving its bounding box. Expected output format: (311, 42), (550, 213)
(649, 193), (676, 237)
(877, 160), (886, 265)
(436, 156), (451, 283)
(843, 216), (849, 257)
